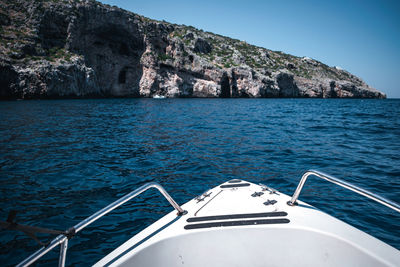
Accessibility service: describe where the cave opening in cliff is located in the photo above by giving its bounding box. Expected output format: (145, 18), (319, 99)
(118, 69), (127, 84)
(220, 74), (231, 98)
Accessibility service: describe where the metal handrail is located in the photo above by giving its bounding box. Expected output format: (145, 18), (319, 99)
(17, 182), (186, 267)
(287, 170), (400, 213)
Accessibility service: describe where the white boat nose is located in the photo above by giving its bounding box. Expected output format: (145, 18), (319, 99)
(17, 172), (400, 267)
(192, 180), (285, 217)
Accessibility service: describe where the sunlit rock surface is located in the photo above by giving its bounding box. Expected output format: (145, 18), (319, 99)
(0, 0), (386, 99)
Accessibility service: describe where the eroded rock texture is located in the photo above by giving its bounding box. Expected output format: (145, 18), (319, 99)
(0, 0), (386, 99)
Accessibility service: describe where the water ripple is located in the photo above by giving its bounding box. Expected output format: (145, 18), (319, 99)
(0, 98), (399, 266)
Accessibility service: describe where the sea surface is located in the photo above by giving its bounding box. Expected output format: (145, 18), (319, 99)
(0, 98), (399, 265)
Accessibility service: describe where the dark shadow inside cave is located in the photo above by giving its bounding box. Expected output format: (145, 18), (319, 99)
(220, 74), (231, 98)
(119, 43), (130, 56)
(118, 69), (127, 84)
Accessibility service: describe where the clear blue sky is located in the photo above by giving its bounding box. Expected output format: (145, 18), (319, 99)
(100, 0), (400, 98)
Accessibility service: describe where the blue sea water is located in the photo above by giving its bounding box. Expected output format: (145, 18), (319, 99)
(0, 98), (399, 266)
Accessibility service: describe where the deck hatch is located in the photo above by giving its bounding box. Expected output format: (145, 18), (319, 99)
(184, 218), (290, 230)
(187, 211), (287, 223)
(220, 183), (250, 188)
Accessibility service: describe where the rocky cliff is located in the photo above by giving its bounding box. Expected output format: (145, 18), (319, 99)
(0, 0), (386, 99)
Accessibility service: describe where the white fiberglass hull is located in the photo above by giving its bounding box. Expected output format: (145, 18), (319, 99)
(95, 180), (400, 267)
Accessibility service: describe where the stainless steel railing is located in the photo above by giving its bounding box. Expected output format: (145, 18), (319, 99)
(287, 170), (400, 213)
(17, 182), (186, 267)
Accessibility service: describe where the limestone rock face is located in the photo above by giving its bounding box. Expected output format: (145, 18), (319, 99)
(194, 38), (212, 54)
(0, 0), (386, 99)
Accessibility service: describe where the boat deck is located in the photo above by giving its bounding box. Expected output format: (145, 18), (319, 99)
(95, 180), (400, 267)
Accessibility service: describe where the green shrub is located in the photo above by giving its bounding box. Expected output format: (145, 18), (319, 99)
(157, 53), (173, 61)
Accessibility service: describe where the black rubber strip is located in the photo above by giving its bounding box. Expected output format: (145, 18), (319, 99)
(220, 183), (250, 188)
(187, 211), (287, 222)
(184, 218), (290, 230)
